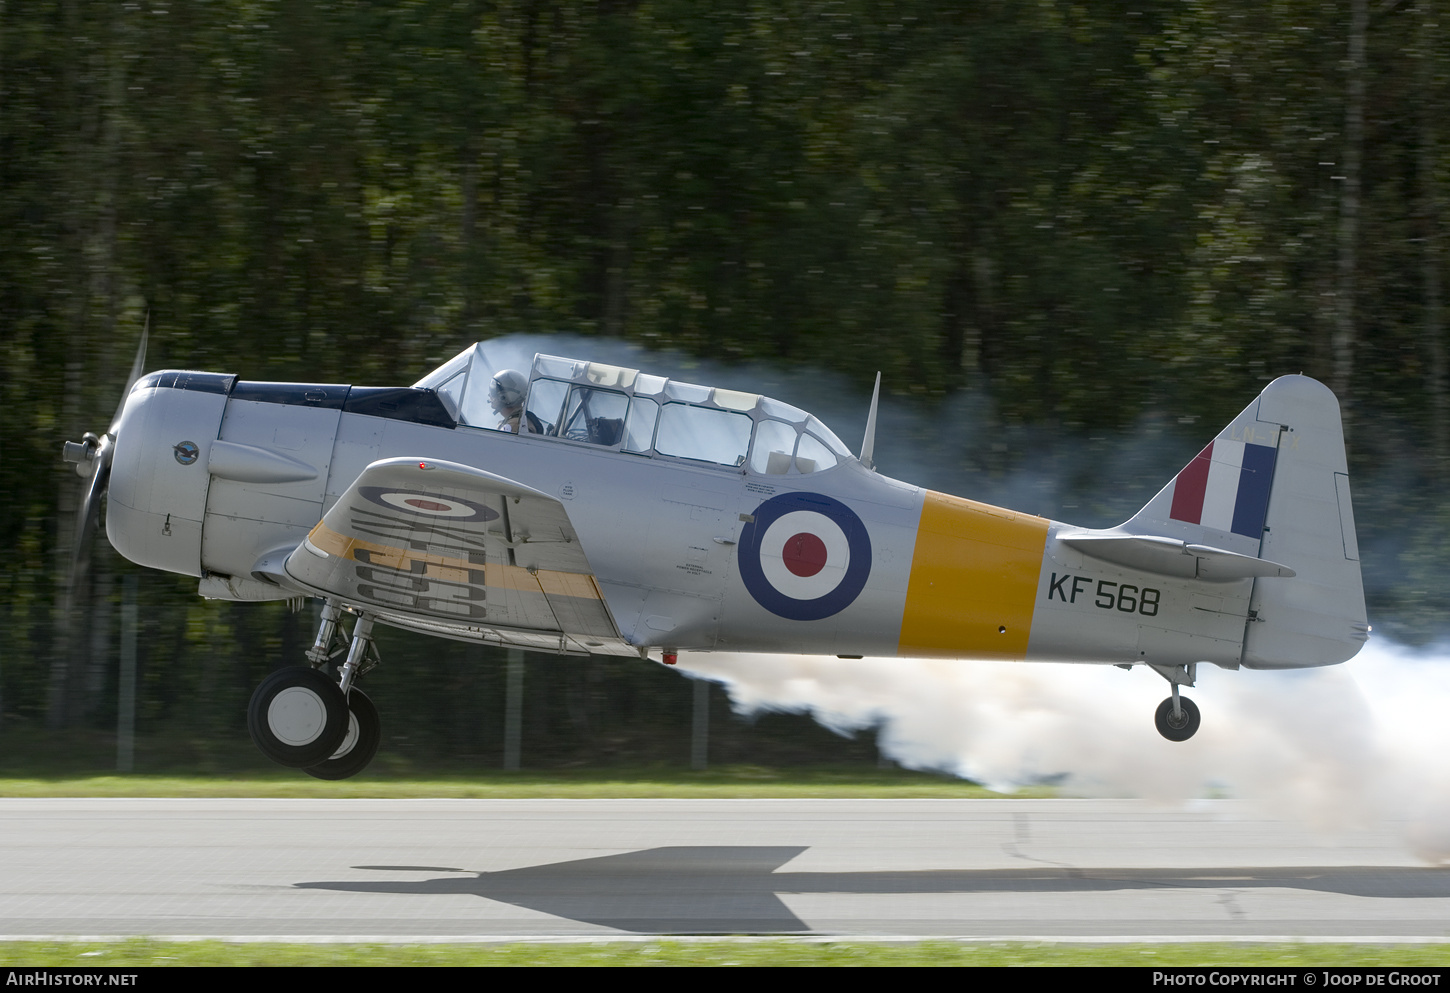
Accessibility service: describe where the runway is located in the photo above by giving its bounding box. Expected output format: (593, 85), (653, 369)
(1, 798), (1446, 941)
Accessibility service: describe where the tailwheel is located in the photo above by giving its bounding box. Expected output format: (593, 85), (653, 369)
(248, 666), (349, 768)
(1154, 695), (1201, 742)
(304, 688), (381, 781)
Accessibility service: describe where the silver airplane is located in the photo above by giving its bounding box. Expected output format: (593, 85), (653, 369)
(63, 337), (1368, 779)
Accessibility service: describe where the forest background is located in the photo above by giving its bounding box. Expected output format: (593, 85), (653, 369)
(3, 0), (1447, 772)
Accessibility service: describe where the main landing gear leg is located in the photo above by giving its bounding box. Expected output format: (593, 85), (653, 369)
(304, 611), (382, 781)
(305, 599), (345, 668)
(1147, 662), (1201, 742)
(245, 601), (382, 778)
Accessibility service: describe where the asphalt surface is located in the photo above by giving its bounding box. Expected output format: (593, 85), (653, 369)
(1, 798), (1445, 941)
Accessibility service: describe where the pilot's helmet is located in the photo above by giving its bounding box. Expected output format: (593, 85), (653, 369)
(488, 369), (528, 412)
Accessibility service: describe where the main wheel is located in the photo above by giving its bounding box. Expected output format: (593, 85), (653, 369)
(248, 666), (349, 768)
(1154, 695), (1201, 742)
(303, 688), (381, 781)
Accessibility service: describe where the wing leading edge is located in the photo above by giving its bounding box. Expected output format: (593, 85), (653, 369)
(284, 457), (634, 656)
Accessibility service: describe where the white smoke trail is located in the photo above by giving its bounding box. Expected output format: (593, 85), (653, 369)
(678, 640), (1450, 863)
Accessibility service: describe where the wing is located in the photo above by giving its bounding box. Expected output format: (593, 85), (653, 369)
(284, 457), (632, 656)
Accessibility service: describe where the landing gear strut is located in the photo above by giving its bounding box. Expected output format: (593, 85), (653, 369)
(247, 602), (383, 778)
(1146, 662), (1201, 742)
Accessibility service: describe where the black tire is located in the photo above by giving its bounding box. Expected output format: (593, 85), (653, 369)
(1154, 695), (1201, 742)
(248, 666), (349, 768)
(303, 688), (381, 781)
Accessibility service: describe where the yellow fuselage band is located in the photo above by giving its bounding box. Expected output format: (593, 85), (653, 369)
(898, 491), (1049, 659)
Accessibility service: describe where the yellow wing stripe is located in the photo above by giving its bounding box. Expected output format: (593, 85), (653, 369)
(306, 521), (604, 601)
(898, 491), (1049, 659)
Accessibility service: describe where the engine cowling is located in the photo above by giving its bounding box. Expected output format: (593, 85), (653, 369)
(107, 371), (234, 577)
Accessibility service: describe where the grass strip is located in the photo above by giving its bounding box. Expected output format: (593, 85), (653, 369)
(1, 939), (1447, 967)
(0, 768), (1051, 799)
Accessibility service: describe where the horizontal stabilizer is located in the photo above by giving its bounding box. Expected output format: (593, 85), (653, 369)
(1059, 532), (1295, 582)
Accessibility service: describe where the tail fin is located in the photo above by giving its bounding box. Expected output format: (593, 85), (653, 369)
(1127, 375), (1368, 668)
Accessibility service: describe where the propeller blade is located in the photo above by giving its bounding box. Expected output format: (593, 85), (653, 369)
(109, 312), (149, 435)
(69, 436), (112, 592)
(70, 315), (145, 592)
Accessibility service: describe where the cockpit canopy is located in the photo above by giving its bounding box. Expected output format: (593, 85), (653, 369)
(414, 343), (855, 475)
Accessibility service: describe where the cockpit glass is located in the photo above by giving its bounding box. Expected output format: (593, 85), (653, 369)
(757, 396), (808, 424)
(533, 354), (582, 381)
(459, 360), (499, 427)
(712, 387), (760, 412)
(584, 362), (637, 390)
(750, 419), (797, 474)
(524, 379), (569, 436)
(663, 380), (711, 404)
(795, 431), (838, 473)
(432, 371), (466, 420)
(415, 344), (857, 468)
(417, 344), (532, 430)
(655, 403), (752, 466)
(634, 373), (667, 395)
(415, 344), (501, 427)
(623, 397), (659, 453)
(559, 386), (629, 446)
(804, 415), (852, 458)
(412, 346), (473, 392)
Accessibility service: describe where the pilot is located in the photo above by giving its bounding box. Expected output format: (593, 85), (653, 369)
(488, 369), (541, 434)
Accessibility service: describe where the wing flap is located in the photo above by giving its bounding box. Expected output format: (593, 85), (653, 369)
(284, 458), (621, 643)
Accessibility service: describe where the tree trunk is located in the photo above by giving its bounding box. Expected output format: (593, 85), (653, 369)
(1420, 0), (1447, 480)
(48, 2), (127, 728)
(1332, 0), (1368, 442)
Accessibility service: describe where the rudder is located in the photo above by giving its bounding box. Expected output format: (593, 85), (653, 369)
(1240, 376), (1367, 667)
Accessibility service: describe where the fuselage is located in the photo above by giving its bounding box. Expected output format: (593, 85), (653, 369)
(105, 366), (1270, 670)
